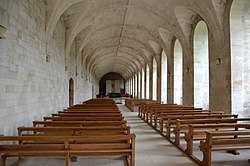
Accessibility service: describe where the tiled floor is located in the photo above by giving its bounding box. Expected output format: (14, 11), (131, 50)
(5, 104), (250, 166)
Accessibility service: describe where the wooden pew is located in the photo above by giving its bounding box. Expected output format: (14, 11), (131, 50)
(170, 114), (239, 146)
(18, 126), (130, 136)
(199, 130), (250, 166)
(66, 105), (118, 110)
(0, 134), (136, 166)
(58, 110), (120, 114)
(143, 104), (200, 125)
(83, 98), (116, 105)
(141, 103), (178, 121)
(63, 108), (120, 112)
(158, 111), (224, 133)
(43, 116), (124, 122)
(147, 108), (202, 127)
(0, 99), (136, 166)
(52, 112), (122, 117)
(184, 123), (250, 156)
(150, 107), (203, 127)
(33, 120), (127, 127)
(125, 99), (159, 112)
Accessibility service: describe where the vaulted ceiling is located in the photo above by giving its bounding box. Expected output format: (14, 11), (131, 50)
(45, 0), (225, 80)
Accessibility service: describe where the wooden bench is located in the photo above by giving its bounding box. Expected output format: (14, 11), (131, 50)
(165, 117), (237, 139)
(52, 112), (122, 117)
(184, 123), (250, 156)
(68, 106), (118, 109)
(125, 99), (159, 112)
(199, 130), (250, 166)
(68, 103), (118, 108)
(0, 134), (136, 166)
(43, 116), (124, 122)
(63, 108), (120, 112)
(0, 99), (136, 166)
(18, 126), (130, 136)
(159, 111), (224, 133)
(58, 110), (121, 114)
(147, 108), (203, 127)
(153, 109), (204, 131)
(140, 103), (178, 120)
(144, 105), (200, 125)
(171, 115), (239, 145)
(33, 120), (127, 127)
(83, 98), (116, 105)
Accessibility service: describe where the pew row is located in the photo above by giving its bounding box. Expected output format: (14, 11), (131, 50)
(0, 134), (136, 166)
(33, 120), (127, 127)
(158, 111), (224, 134)
(43, 116), (124, 122)
(52, 112), (122, 117)
(18, 126), (130, 136)
(184, 123), (250, 156)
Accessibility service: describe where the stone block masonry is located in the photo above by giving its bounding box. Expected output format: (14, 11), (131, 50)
(0, 0), (94, 136)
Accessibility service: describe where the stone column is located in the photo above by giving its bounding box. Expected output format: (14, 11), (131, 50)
(209, 15), (231, 114)
(167, 45), (174, 104)
(182, 48), (194, 106)
(133, 75), (136, 98)
(155, 54), (162, 102)
(137, 72), (140, 99)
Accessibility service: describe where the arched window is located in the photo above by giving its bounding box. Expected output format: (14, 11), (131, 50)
(174, 39), (183, 104)
(231, 0), (250, 116)
(134, 74), (138, 98)
(132, 76), (134, 98)
(141, 68), (145, 98)
(152, 58), (157, 100)
(146, 64), (150, 99)
(69, 78), (74, 106)
(194, 21), (209, 109)
(161, 50), (168, 103)
(138, 72), (141, 99)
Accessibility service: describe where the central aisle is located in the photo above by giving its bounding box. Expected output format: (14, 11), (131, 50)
(118, 104), (197, 166)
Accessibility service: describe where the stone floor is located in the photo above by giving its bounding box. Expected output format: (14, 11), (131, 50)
(5, 104), (250, 166)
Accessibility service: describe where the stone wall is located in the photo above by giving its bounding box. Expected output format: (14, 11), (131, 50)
(0, 0), (94, 135)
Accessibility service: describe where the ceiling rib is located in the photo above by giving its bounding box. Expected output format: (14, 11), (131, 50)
(112, 0), (130, 72)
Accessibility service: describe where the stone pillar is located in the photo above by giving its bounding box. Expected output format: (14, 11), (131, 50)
(167, 45), (174, 104)
(155, 54), (162, 102)
(182, 48), (194, 106)
(209, 16), (231, 114)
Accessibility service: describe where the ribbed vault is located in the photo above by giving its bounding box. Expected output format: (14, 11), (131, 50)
(45, 0), (224, 80)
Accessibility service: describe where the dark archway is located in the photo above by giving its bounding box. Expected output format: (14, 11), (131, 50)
(99, 72), (125, 98)
(69, 78), (74, 106)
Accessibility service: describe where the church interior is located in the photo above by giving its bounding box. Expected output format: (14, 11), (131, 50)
(1, 0), (250, 165)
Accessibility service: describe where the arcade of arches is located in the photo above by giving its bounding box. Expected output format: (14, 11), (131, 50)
(0, 0), (250, 136)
